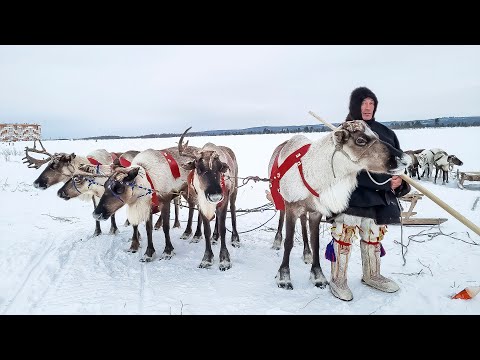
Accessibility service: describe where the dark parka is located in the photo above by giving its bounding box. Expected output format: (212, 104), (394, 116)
(342, 87), (411, 224)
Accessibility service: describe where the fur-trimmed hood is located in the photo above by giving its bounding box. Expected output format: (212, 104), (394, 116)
(346, 86), (378, 121)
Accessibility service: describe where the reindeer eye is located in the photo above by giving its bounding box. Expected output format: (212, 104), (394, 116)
(73, 175), (83, 183)
(355, 137), (368, 146)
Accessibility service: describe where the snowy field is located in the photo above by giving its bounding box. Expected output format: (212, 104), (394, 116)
(0, 126), (479, 315)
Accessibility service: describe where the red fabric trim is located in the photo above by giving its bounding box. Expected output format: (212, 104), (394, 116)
(145, 171), (160, 214)
(161, 150), (181, 179)
(335, 239), (352, 247)
(362, 240), (380, 245)
(119, 157), (131, 167)
(87, 157), (101, 166)
(269, 143), (318, 210)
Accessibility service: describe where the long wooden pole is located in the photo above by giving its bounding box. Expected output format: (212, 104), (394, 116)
(308, 111), (480, 236)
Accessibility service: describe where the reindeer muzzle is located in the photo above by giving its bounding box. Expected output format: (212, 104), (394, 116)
(206, 193), (224, 203)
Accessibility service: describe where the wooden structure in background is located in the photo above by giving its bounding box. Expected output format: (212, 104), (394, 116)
(400, 192), (448, 225)
(0, 123), (41, 142)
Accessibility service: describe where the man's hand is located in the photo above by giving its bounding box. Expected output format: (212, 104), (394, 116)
(391, 175), (402, 190)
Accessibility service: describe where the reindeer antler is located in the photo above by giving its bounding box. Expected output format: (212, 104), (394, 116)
(22, 139), (53, 169)
(178, 127), (197, 159)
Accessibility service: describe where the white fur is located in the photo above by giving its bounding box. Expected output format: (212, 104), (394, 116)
(194, 174), (217, 221)
(120, 148), (193, 226)
(86, 149), (114, 165)
(268, 122), (407, 217)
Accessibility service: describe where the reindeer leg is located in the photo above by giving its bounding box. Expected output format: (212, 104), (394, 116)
(276, 204), (299, 290)
(212, 215), (219, 245)
(124, 219), (130, 227)
(181, 201), (194, 240)
(159, 202), (174, 260)
(199, 213), (214, 268)
(272, 210), (285, 250)
(173, 197), (181, 228)
(308, 212), (328, 288)
(109, 213), (118, 235)
(229, 189), (240, 248)
(217, 199), (232, 271)
(300, 214), (312, 264)
(141, 213), (155, 262)
(154, 212), (163, 230)
(192, 209), (203, 242)
(92, 196), (101, 236)
(129, 225), (141, 253)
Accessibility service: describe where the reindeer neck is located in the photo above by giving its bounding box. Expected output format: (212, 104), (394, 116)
(301, 135), (362, 189)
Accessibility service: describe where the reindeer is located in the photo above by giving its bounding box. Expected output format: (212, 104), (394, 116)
(404, 149), (424, 180)
(268, 120), (410, 290)
(23, 140), (137, 236)
(178, 127), (240, 271)
(432, 151), (463, 184)
(92, 146), (202, 260)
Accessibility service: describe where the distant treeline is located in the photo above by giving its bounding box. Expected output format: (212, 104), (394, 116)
(77, 116), (480, 141)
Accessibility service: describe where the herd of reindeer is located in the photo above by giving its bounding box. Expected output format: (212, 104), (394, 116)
(22, 120), (464, 290)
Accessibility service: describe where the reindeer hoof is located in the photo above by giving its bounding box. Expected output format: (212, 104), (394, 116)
(198, 260), (213, 269)
(180, 232), (192, 239)
(109, 228), (118, 235)
(140, 255), (153, 262)
(219, 261), (231, 271)
(93, 230), (102, 237)
(231, 240), (240, 248)
(275, 269), (293, 290)
(173, 221), (181, 228)
(159, 251), (174, 260)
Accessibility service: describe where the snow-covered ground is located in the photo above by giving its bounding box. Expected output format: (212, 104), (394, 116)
(1, 126), (479, 314)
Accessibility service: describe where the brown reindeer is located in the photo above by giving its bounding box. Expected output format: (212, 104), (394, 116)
(178, 127), (240, 271)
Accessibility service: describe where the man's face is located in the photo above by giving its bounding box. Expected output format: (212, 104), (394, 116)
(361, 97), (375, 121)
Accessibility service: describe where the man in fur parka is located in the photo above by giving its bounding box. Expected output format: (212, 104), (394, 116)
(327, 86), (411, 301)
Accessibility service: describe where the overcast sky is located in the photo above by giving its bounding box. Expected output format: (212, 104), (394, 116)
(1, 45), (479, 139)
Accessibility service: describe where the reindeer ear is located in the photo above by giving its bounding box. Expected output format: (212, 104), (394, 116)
(125, 167), (140, 182)
(219, 162), (229, 173)
(181, 161), (196, 170)
(333, 129), (350, 144)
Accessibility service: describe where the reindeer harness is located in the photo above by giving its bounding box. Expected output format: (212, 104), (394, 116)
(270, 143), (319, 211)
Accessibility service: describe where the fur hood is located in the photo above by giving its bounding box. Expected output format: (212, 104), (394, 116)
(346, 86), (378, 121)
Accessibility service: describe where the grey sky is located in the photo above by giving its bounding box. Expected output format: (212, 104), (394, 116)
(1, 45), (479, 139)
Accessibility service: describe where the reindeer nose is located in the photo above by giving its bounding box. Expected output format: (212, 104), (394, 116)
(57, 189), (68, 200)
(207, 193), (223, 203)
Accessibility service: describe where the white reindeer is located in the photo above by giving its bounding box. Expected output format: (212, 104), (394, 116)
(92, 147), (200, 261)
(267, 120), (410, 290)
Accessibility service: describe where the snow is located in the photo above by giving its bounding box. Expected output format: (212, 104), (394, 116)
(1, 126), (479, 314)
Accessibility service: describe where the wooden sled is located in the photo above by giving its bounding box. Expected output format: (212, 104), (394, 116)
(399, 192), (448, 226)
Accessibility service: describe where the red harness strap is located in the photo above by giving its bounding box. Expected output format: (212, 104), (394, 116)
(87, 157), (101, 166)
(119, 157), (131, 167)
(145, 171), (160, 214)
(160, 150), (181, 179)
(270, 143), (319, 210)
